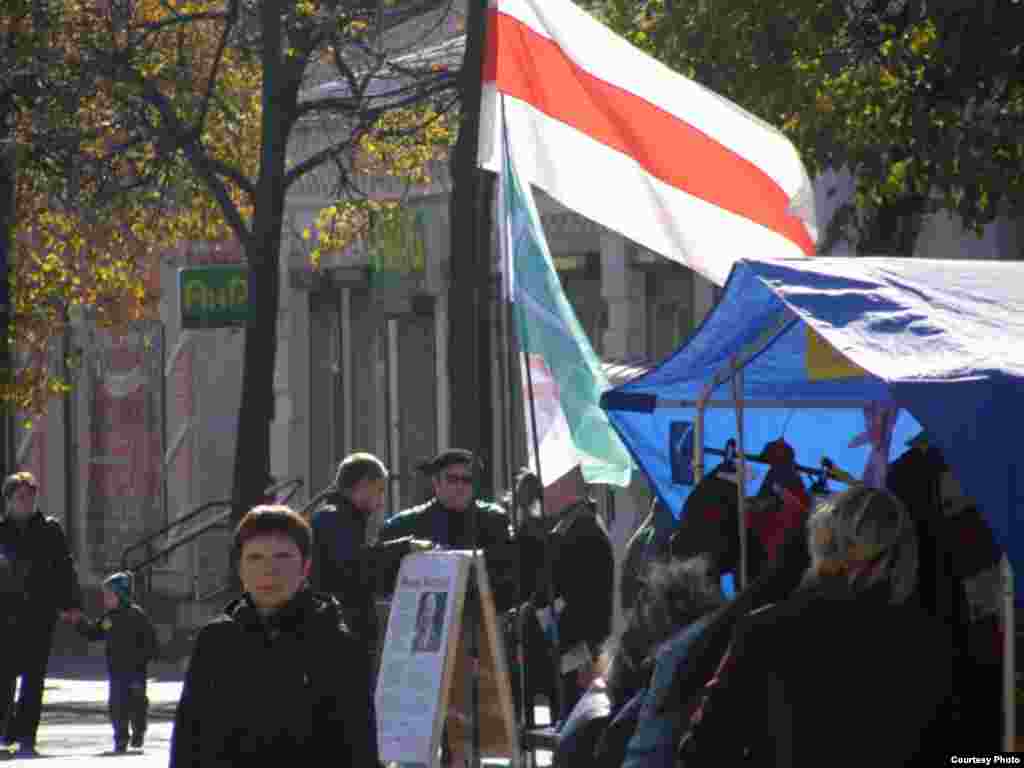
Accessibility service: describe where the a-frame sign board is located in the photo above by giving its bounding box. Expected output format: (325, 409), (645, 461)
(375, 550), (520, 768)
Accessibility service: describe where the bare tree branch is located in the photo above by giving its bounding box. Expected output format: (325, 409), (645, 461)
(134, 10), (229, 41)
(138, 80), (252, 241)
(283, 130), (363, 190)
(195, 0), (239, 133)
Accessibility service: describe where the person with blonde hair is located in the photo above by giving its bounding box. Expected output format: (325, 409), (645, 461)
(679, 486), (956, 767)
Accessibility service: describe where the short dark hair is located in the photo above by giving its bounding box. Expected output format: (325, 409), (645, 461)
(418, 448), (477, 476)
(233, 505), (312, 561)
(334, 452), (388, 492)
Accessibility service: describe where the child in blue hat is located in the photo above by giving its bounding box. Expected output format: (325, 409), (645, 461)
(77, 572), (158, 753)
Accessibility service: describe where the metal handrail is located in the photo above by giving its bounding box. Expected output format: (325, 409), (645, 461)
(298, 484), (337, 520)
(121, 499), (233, 572)
(126, 505), (235, 575)
(120, 476), (305, 573)
(266, 476), (305, 505)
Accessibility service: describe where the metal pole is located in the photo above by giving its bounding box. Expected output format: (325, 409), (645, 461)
(521, 350), (564, 728)
(387, 318), (401, 508)
(694, 386), (710, 484)
(504, 281), (531, 758)
(1004, 555), (1015, 752)
(732, 363), (748, 590)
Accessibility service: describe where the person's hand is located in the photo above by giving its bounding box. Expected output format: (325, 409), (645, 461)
(60, 608), (83, 624)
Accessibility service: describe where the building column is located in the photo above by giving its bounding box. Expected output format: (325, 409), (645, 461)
(158, 253), (196, 596)
(270, 225), (311, 504)
(598, 231), (645, 631)
(600, 232), (645, 358)
(693, 272), (718, 326)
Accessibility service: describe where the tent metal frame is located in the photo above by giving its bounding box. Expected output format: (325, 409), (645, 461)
(680, 321), (1015, 750)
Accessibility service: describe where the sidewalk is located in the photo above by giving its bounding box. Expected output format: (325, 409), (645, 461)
(42, 656), (184, 720)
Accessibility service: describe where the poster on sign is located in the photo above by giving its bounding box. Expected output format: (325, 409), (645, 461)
(375, 551), (519, 768)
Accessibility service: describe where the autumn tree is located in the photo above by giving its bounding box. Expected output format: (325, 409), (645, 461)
(591, 0), (1024, 255)
(1, 0), (159, 437)
(18, 0), (460, 513)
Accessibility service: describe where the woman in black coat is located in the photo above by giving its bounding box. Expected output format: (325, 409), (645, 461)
(170, 506), (378, 768)
(679, 486), (956, 768)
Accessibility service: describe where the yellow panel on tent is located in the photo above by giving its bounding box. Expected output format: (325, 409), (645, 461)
(806, 327), (868, 381)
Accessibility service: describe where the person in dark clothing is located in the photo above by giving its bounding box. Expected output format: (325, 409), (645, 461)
(76, 571), (158, 752)
(310, 452), (421, 668)
(887, 431), (1004, 748)
(0, 471), (83, 756)
(378, 449), (516, 610)
(555, 556), (724, 768)
(170, 505), (379, 768)
(521, 494), (615, 725)
(620, 500), (677, 620)
(678, 486), (956, 768)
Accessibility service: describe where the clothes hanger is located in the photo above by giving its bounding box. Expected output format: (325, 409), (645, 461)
(716, 439), (741, 485)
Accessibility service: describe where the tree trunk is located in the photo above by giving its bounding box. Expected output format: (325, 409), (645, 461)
(448, 0), (495, 496)
(230, 244), (280, 519)
(230, 0), (292, 519)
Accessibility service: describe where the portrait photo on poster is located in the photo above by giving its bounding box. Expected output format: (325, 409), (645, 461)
(411, 590), (448, 654)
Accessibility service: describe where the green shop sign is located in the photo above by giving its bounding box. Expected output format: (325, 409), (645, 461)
(178, 265), (250, 329)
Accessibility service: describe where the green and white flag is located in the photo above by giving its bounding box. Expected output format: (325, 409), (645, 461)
(498, 116), (632, 487)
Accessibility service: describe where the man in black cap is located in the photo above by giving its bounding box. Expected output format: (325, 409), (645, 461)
(378, 449), (516, 610)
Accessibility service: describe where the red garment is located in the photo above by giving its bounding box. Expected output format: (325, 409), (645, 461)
(748, 485), (809, 563)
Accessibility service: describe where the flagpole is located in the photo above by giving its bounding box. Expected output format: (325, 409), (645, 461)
(501, 90), (567, 731)
(504, 296), (531, 754)
(521, 348), (566, 729)
(501, 247), (532, 754)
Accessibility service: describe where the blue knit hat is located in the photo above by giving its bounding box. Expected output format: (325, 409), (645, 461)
(103, 572), (133, 604)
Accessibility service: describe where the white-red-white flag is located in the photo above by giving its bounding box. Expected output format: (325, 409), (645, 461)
(478, 0), (818, 286)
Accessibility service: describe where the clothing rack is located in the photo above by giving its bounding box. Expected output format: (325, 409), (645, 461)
(703, 444), (856, 485)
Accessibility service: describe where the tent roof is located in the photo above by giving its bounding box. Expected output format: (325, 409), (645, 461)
(745, 257), (1024, 383)
(603, 256), (1024, 592)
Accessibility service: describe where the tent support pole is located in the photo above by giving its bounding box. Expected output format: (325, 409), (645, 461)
(694, 386), (710, 483)
(1005, 555), (1016, 752)
(732, 362), (748, 591)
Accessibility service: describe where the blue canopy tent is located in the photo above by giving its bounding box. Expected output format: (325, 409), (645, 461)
(601, 256), (1024, 747)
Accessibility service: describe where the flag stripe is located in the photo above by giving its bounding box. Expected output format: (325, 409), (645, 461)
(486, 92), (809, 286)
(483, 8), (815, 258)
(484, 0), (807, 197)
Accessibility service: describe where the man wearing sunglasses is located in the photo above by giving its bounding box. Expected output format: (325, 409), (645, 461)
(378, 449), (516, 610)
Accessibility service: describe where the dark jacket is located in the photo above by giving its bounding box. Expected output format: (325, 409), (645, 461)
(522, 503), (615, 722)
(77, 602), (158, 678)
(169, 588), (379, 768)
(620, 499), (683, 618)
(311, 495), (380, 655)
(621, 617), (711, 768)
(680, 585), (956, 768)
(379, 498), (517, 610)
(539, 503), (614, 659)
(0, 511), (81, 630)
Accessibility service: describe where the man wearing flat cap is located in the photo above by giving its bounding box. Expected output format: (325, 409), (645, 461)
(378, 450), (516, 610)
